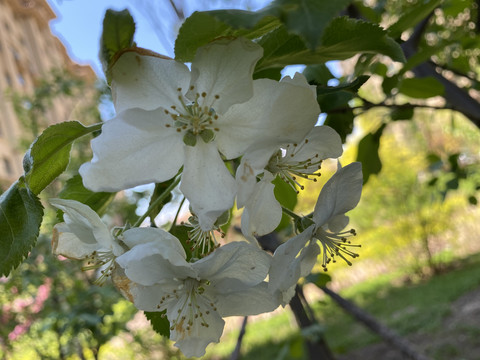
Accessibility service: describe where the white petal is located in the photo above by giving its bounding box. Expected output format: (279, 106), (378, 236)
(241, 172), (282, 237)
(79, 108), (185, 192)
(52, 223), (98, 259)
(269, 226), (317, 306)
(116, 241), (195, 286)
(235, 144), (278, 208)
(289, 126), (343, 162)
(216, 77), (319, 159)
(181, 141), (236, 231)
(111, 50), (190, 113)
(49, 199), (119, 255)
(127, 282), (179, 311)
(170, 300), (225, 358)
(122, 227), (186, 257)
(188, 37), (263, 115)
(193, 242), (271, 292)
(216, 282), (279, 316)
(313, 162), (363, 230)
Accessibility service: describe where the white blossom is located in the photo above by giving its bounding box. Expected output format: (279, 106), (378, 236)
(79, 38), (319, 231)
(269, 162), (363, 305)
(114, 228), (278, 357)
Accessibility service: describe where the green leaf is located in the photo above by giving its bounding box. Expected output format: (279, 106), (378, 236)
(174, 11), (280, 62)
(273, 175), (297, 232)
(267, 0), (353, 49)
(390, 106), (414, 121)
(382, 75), (399, 95)
(144, 311), (170, 337)
(303, 64), (334, 86)
(398, 77), (445, 99)
(317, 75), (370, 96)
(324, 112), (355, 143)
(356, 124), (386, 184)
(388, 0), (442, 39)
(101, 9), (136, 82)
(0, 179), (44, 277)
(24, 121), (102, 195)
(306, 272), (332, 288)
(58, 175), (115, 217)
(320, 17), (406, 63)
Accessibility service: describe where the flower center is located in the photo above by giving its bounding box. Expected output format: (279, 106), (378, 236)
(83, 250), (116, 285)
(183, 216), (224, 259)
(266, 138), (323, 193)
(157, 278), (216, 336)
(164, 86), (221, 146)
(314, 227), (360, 271)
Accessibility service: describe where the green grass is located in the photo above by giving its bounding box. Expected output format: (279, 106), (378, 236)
(205, 253), (480, 359)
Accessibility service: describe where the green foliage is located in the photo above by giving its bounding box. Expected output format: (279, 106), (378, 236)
(58, 175), (116, 217)
(23, 121), (102, 195)
(273, 175), (298, 231)
(144, 311), (170, 338)
(101, 9), (136, 83)
(387, 0), (443, 39)
(398, 77), (445, 99)
(0, 180), (43, 277)
(356, 124), (385, 184)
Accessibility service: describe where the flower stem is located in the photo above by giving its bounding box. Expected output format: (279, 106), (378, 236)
(133, 176), (181, 228)
(281, 206), (302, 222)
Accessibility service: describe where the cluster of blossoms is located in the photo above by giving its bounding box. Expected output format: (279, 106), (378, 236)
(51, 38), (363, 357)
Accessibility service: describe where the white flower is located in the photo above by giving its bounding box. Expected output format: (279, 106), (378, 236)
(114, 228), (278, 357)
(269, 162), (363, 305)
(79, 38), (319, 231)
(50, 198), (125, 284)
(237, 125), (343, 238)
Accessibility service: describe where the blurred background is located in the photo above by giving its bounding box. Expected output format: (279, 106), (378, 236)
(0, 0), (479, 359)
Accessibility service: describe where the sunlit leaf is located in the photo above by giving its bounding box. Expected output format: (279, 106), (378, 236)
(23, 121), (102, 195)
(398, 77), (445, 99)
(356, 125), (385, 184)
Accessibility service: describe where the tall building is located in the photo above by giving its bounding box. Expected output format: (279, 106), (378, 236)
(0, 0), (95, 189)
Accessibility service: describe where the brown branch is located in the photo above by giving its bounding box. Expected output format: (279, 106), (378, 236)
(320, 286), (432, 360)
(230, 317), (248, 360)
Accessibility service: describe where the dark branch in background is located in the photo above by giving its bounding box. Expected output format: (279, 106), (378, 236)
(230, 317), (248, 360)
(326, 101), (454, 116)
(320, 286), (433, 360)
(401, 12), (480, 128)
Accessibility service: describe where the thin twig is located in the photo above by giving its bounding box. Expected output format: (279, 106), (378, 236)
(230, 317), (248, 360)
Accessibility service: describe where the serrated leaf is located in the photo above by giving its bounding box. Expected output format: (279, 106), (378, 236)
(24, 121), (102, 195)
(320, 17), (406, 63)
(268, 0), (353, 49)
(0, 180), (44, 277)
(398, 77), (445, 98)
(356, 125), (385, 184)
(174, 11), (279, 62)
(101, 9), (136, 82)
(58, 175), (115, 216)
(303, 64), (334, 85)
(273, 175), (297, 232)
(144, 311), (170, 337)
(388, 0), (442, 39)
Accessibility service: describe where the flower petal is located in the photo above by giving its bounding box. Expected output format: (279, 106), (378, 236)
(241, 171), (282, 238)
(289, 125), (343, 163)
(216, 77), (319, 159)
(122, 227), (186, 257)
(181, 140), (236, 231)
(269, 226), (318, 306)
(79, 108), (185, 192)
(216, 282), (279, 316)
(52, 223), (99, 259)
(188, 37), (263, 115)
(111, 50), (190, 113)
(116, 240), (195, 286)
(193, 242), (271, 292)
(50, 199), (119, 255)
(313, 162), (363, 230)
